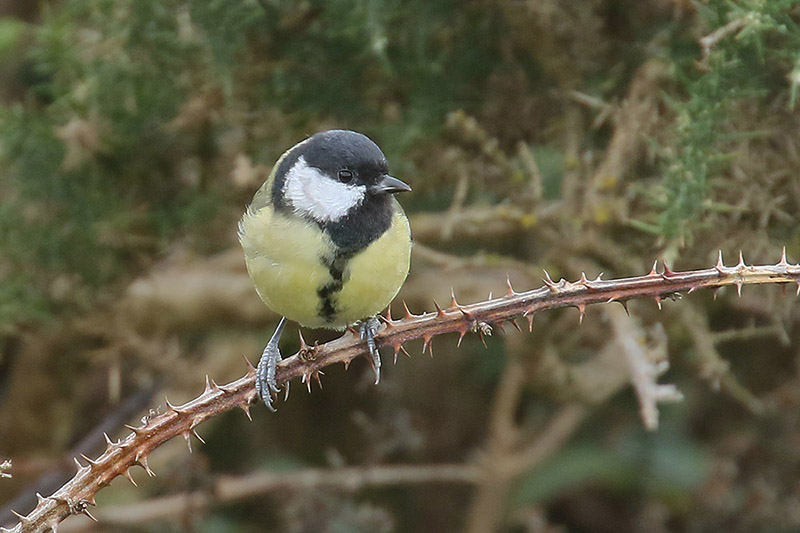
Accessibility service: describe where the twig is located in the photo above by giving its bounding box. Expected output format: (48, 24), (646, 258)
(58, 464), (479, 531)
(711, 324), (784, 344)
(583, 60), (666, 221)
(677, 305), (765, 414)
(608, 306), (682, 430)
(465, 358), (526, 533)
(441, 172), (471, 241)
(699, 17), (748, 64)
(409, 203), (561, 243)
(502, 404), (587, 477)
(517, 142), (544, 202)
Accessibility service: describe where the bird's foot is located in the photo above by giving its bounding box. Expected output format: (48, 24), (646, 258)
(256, 317), (289, 411)
(359, 316), (382, 385)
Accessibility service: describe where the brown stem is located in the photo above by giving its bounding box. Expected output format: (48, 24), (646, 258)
(57, 464), (479, 531)
(6, 250), (800, 532)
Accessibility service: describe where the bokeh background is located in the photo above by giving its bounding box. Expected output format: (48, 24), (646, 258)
(1, 1), (800, 531)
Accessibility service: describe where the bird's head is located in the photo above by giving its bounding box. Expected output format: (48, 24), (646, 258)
(273, 130), (411, 223)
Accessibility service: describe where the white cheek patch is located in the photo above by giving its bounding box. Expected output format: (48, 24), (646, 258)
(282, 156), (365, 223)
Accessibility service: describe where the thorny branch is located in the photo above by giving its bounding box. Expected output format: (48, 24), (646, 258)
(5, 250), (800, 532)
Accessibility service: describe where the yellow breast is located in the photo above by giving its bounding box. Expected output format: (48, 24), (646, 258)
(240, 202), (411, 329)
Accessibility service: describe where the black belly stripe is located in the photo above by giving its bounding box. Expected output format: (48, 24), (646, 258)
(316, 252), (351, 322)
(314, 196), (395, 323)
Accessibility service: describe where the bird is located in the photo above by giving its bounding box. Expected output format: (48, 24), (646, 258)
(239, 130), (412, 409)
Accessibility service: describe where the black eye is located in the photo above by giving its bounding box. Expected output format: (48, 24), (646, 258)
(337, 169), (354, 183)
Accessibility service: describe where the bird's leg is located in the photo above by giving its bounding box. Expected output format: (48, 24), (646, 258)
(359, 316), (382, 385)
(256, 317), (287, 411)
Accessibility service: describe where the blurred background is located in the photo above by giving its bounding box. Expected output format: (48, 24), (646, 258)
(1, 0), (800, 531)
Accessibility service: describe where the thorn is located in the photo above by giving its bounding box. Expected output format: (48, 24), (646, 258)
(73, 458), (85, 472)
(433, 299), (446, 318)
(494, 320), (506, 333)
(579, 272), (589, 286)
(648, 260), (658, 276)
(402, 300), (414, 319)
(542, 270), (558, 292)
(164, 396), (182, 413)
(81, 507), (98, 523)
(715, 250), (725, 273)
(79, 454), (97, 466)
(619, 300), (630, 316)
(735, 280), (743, 297)
(422, 335), (433, 356)
(713, 287), (719, 300)
(36, 493), (46, 504)
(525, 313), (534, 332)
(654, 295), (662, 310)
(314, 371), (324, 389)
(242, 354), (256, 373)
(505, 275), (515, 296)
(347, 325), (359, 337)
(183, 431), (193, 453)
(103, 432), (115, 447)
(192, 427), (206, 444)
(457, 327), (467, 347)
(459, 306), (474, 320)
(10, 510), (24, 520)
(392, 344), (400, 364)
(510, 318), (522, 332)
(487, 291), (493, 300)
(663, 261), (675, 277)
(136, 455), (155, 477)
(477, 330), (487, 348)
(344, 359), (351, 371)
(687, 287), (696, 294)
(124, 469), (138, 486)
(124, 423), (142, 434)
(449, 287), (459, 309)
(295, 330), (308, 352)
(796, 281), (800, 297)
(385, 305), (393, 322)
(737, 250), (746, 268)
(239, 402), (253, 421)
(779, 246), (789, 267)
(577, 304), (586, 324)
(378, 314), (394, 327)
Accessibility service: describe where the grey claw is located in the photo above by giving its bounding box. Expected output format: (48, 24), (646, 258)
(256, 317), (287, 410)
(359, 317), (381, 385)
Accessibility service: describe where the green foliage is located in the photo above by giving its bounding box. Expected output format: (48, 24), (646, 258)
(0, 1), (225, 326)
(659, 0), (800, 243)
(0, 18), (25, 57)
(0, 0), (511, 331)
(510, 419), (711, 508)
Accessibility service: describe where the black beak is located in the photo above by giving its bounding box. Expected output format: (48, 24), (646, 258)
(369, 175), (412, 195)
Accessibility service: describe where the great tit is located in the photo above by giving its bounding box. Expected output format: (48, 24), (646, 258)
(239, 130), (412, 409)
